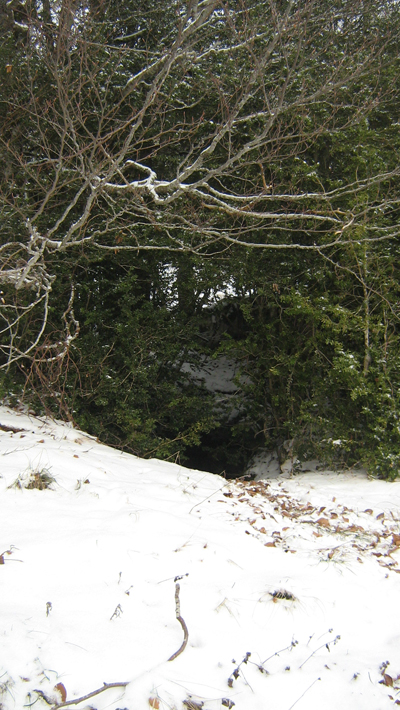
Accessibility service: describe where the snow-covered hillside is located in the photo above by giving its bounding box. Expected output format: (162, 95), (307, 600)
(0, 405), (400, 710)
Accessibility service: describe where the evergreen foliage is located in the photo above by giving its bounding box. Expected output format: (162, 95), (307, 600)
(1, 0), (400, 478)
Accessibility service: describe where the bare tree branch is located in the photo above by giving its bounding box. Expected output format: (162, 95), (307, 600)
(1, 0), (399, 364)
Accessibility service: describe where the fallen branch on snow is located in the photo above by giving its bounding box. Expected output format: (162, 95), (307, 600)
(35, 579), (188, 708)
(35, 681), (129, 709)
(168, 581), (189, 661)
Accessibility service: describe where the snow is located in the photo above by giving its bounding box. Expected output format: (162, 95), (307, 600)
(0, 405), (400, 710)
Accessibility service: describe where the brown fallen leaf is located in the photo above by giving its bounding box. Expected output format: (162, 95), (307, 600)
(380, 674), (394, 687)
(347, 524), (365, 532)
(54, 682), (67, 702)
(149, 698), (160, 709)
(364, 509), (373, 515)
(265, 542), (276, 547)
(317, 518), (330, 528)
(376, 512), (384, 520)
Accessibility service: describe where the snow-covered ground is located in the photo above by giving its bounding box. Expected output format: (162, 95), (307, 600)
(1, 404), (400, 710)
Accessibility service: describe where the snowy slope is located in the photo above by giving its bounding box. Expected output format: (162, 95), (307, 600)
(0, 405), (400, 710)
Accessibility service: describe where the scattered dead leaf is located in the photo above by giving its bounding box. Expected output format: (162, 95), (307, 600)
(347, 524), (365, 533)
(317, 518), (330, 528)
(364, 509), (373, 515)
(148, 698), (160, 709)
(376, 512), (384, 520)
(54, 683), (67, 702)
(380, 674), (394, 687)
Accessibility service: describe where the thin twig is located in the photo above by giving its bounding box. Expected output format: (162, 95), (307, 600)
(189, 484), (228, 514)
(298, 635), (340, 669)
(168, 582), (189, 661)
(287, 677), (321, 710)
